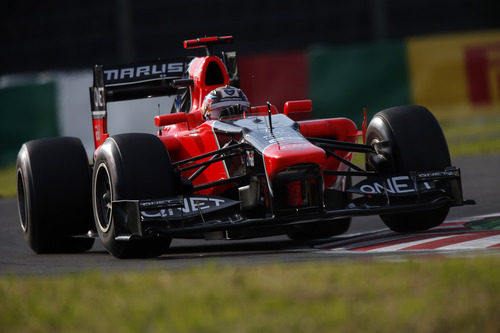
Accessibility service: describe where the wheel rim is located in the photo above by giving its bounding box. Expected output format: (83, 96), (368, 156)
(16, 169), (28, 232)
(94, 163), (113, 233)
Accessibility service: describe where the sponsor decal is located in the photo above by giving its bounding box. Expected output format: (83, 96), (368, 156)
(275, 142), (310, 151)
(407, 31), (500, 116)
(416, 170), (458, 178)
(94, 122), (101, 142)
(245, 150), (255, 167)
(465, 42), (500, 106)
(91, 87), (105, 109)
(174, 94), (182, 110)
(103, 62), (184, 83)
(140, 196), (238, 220)
(349, 175), (432, 195)
(223, 88), (236, 97)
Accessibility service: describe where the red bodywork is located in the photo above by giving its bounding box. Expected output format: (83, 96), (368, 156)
(92, 36), (358, 197)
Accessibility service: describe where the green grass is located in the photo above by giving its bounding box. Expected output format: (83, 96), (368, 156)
(441, 114), (500, 157)
(0, 164), (16, 198)
(1, 257), (500, 332)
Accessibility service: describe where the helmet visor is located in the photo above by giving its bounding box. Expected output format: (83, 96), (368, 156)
(209, 102), (250, 119)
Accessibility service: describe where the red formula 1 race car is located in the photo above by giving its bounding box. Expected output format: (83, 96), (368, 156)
(16, 36), (473, 258)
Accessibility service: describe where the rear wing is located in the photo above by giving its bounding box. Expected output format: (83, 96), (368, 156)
(88, 58), (193, 149)
(89, 57), (191, 108)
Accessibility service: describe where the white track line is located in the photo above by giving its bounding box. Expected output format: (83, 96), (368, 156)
(438, 234), (500, 250)
(365, 235), (456, 252)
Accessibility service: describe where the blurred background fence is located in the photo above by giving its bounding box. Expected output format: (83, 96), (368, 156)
(1, 0), (499, 165)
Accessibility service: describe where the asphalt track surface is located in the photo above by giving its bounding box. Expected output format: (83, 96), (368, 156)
(1, 154), (499, 275)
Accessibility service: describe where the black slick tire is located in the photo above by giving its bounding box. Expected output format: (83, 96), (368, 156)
(92, 133), (175, 259)
(365, 105), (451, 233)
(16, 137), (95, 253)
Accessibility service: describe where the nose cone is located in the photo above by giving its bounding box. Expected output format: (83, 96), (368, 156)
(263, 141), (326, 179)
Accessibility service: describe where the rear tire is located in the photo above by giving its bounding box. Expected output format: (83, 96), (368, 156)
(16, 137), (95, 253)
(366, 105), (451, 233)
(92, 133), (175, 258)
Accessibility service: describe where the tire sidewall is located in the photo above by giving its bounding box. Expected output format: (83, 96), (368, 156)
(92, 138), (131, 256)
(91, 134), (175, 258)
(16, 144), (41, 250)
(93, 160), (115, 240)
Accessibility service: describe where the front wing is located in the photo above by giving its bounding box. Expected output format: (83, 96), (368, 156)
(109, 167), (470, 241)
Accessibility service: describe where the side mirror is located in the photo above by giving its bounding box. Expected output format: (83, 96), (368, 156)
(283, 100), (312, 121)
(154, 112), (188, 127)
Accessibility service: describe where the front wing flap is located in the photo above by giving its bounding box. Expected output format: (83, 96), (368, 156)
(111, 196), (243, 238)
(348, 167), (463, 202)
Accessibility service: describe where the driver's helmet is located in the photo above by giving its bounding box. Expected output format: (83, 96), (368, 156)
(202, 86), (250, 120)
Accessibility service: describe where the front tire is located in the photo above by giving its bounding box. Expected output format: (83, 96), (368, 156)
(16, 137), (95, 253)
(92, 133), (175, 258)
(366, 105), (451, 233)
